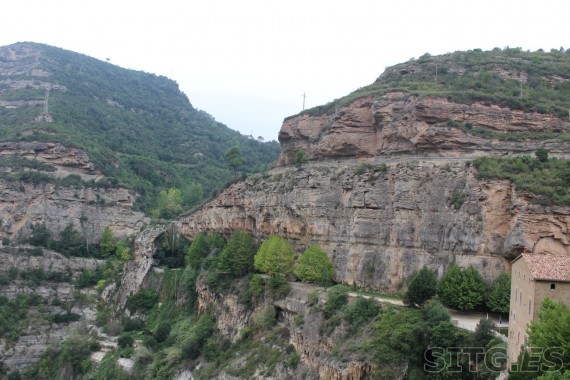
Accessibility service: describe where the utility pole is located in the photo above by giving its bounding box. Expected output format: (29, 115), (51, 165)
(435, 64), (438, 85)
(43, 87), (50, 115)
(302, 92), (307, 110)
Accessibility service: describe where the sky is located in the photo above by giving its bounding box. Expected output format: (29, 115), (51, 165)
(1, 0), (568, 141)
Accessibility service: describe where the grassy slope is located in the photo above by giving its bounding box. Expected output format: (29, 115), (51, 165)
(297, 47), (570, 118)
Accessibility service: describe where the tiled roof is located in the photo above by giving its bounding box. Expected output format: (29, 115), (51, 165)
(522, 253), (570, 282)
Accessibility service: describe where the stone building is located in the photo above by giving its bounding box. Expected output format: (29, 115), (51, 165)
(508, 252), (570, 365)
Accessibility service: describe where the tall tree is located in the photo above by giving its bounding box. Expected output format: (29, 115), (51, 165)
(99, 226), (115, 258)
(186, 233), (211, 269)
(486, 273), (511, 314)
(438, 265), (486, 311)
(405, 266), (438, 306)
(218, 231), (257, 276)
(294, 245), (334, 285)
(254, 235), (295, 277)
(224, 146), (246, 177)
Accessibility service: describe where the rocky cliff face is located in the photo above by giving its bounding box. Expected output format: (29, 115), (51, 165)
(194, 280), (376, 379)
(0, 248), (102, 370)
(278, 93), (570, 166)
(178, 95), (570, 290)
(0, 141), (148, 243)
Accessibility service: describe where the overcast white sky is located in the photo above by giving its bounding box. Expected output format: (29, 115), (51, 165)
(1, 0), (568, 141)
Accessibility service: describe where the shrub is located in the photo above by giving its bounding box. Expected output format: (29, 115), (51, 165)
(254, 305), (277, 330)
(405, 266), (438, 306)
(324, 285), (349, 318)
(449, 191), (468, 210)
(294, 245), (335, 285)
(343, 296), (381, 329)
(249, 274), (265, 297)
(123, 318), (145, 332)
(267, 276), (291, 300)
(118, 334), (134, 348)
(126, 289), (159, 314)
(535, 148), (549, 163)
(186, 233), (210, 269)
(154, 321), (172, 342)
(295, 149), (308, 167)
(48, 312), (81, 324)
(307, 291), (320, 306)
(29, 223), (51, 247)
(287, 352), (300, 368)
(180, 314), (215, 360)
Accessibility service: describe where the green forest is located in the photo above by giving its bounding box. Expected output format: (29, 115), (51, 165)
(0, 43), (280, 215)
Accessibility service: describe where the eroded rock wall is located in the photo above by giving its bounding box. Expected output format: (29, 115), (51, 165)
(277, 93), (570, 166)
(0, 141), (148, 243)
(178, 161), (570, 290)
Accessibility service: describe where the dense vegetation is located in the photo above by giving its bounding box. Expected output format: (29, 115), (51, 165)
(473, 153), (570, 205)
(20, 230), (514, 379)
(297, 47), (570, 118)
(0, 42), (280, 215)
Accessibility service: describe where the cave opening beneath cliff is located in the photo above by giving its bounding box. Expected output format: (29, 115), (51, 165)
(153, 229), (189, 269)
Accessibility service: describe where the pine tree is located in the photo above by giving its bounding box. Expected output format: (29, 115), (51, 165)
(99, 226), (115, 257)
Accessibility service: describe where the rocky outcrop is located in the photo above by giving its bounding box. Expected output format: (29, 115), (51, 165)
(0, 141), (148, 243)
(101, 224), (166, 313)
(0, 141), (97, 178)
(0, 248), (101, 370)
(278, 93), (570, 166)
(179, 160), (570, 290)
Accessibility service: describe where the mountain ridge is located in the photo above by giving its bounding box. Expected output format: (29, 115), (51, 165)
(0, 41), (280, 214)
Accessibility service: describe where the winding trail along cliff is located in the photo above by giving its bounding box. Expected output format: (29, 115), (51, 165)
(178, 95), (570, 290)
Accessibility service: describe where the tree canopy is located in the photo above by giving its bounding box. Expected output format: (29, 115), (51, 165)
(438, 265), (487, 311)
(218, 231), (257, 276)
(254, 236), (295, 277)
(486, 273), (511, 314)
(405, 266), (438, 306)
(294, 245), (334, 284)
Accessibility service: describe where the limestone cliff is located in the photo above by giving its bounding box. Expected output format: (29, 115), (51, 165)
(0, 141), (148, 243)
(0, 247), (103, 370)
(178, 95), (570, 290)
(278, 93), (570, 166)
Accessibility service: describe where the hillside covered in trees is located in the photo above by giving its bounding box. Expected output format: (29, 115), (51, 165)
(0, 42), (280, 214)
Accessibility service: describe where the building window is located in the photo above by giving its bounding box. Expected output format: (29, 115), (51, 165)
(529, 300), (531, 315)
(551, 283), (556, 291)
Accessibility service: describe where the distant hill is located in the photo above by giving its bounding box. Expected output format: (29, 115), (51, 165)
(0, 42), (280, 214)
(299, 47), (570, 118)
